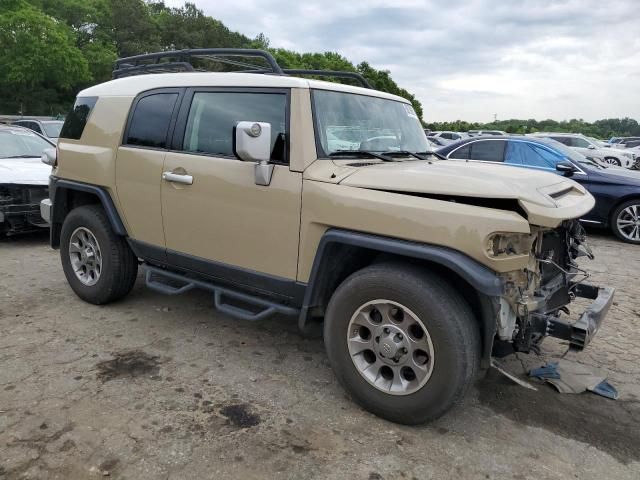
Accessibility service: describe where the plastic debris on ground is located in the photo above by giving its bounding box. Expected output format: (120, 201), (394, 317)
(528, 359), (619, 400)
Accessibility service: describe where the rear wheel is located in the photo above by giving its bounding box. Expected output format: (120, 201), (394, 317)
(611, 200), (640, 244)
(324, 263), (480, 424)
(60, 205), (138, 304)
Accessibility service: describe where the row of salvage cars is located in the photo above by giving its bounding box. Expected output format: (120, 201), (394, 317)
(3, 121), (640, 244)
(431, 135), (640, 244)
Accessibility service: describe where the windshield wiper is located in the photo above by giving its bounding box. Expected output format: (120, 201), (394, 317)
(380, 150), (426, 160)
(329, 150), (393, 162)
(3, 155), (38, 159)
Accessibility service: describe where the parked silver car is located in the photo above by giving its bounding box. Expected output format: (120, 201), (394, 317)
(12, 119), (64, 143)
(530, 132), (636, 169)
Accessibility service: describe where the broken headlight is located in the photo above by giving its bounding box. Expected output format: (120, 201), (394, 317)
(487, 232), (535, 258)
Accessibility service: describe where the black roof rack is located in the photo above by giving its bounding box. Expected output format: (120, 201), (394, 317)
(112, 48), (372, 89)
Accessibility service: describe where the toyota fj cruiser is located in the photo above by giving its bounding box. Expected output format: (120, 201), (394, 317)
(41, 49), (614, 424)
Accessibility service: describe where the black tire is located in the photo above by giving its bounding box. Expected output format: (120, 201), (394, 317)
(324, 263), (480, 425)
(60, 205), (138, 304)
(611, 199), (640, 244)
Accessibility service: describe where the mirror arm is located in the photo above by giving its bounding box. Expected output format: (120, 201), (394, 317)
(255, 159), (274, 186)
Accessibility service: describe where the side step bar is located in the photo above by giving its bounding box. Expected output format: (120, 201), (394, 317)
(143, 265), (299, 322)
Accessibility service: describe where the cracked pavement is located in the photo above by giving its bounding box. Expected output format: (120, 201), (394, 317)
(0, 231), (639, 479)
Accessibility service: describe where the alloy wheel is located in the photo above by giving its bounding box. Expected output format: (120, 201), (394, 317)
(616, 204), (640, 242)
(68, 227), (103, 286)
(347, 299), (435, 395)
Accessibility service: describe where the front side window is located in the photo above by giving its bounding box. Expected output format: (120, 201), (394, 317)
(505, 141), (559, 169)
(470, 140), (506, 161)
(550, 136), (572, 146)
(60, 97), (98, 140)
(312, 90), (428, 156)
(126, 93), (178, 149)
(182, 92), (287, 162)
(449, 144), (470, 159)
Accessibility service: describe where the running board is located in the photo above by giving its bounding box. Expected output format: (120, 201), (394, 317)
(143, 265), (299, 321)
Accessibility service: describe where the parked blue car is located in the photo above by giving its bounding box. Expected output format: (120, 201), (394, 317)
(436, 136), (640, 244)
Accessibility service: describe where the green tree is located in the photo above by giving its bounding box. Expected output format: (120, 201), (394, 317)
(0, 0), (90, 114)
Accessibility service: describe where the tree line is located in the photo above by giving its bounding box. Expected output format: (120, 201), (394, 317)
(425, 117), (640, 140)
(0, 0), (422, 117)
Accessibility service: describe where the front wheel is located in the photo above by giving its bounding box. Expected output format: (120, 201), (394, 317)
(611, 200), (640, 244)
(60, 205), (138, 304)
(324, 263), (480, 424)
(603, 157), (621, 167)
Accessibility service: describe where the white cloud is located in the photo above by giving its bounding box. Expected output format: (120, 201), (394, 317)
(164, 0), (640, 122)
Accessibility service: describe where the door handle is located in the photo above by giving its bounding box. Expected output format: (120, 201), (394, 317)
(163, 171), (193, 185)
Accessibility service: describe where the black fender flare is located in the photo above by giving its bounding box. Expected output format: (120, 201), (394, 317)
(298, 229), (503, 366)
(50, 178), (127, 247)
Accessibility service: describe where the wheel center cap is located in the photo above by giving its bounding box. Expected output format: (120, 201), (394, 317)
(374, 324), (410, 365)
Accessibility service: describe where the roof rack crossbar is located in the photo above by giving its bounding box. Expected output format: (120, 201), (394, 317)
(112, 48), (372, 88)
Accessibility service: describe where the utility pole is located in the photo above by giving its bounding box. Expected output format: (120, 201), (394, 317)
(493, 113), (497, 122)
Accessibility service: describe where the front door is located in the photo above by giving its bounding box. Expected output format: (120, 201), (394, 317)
(160, 88), (302, 286)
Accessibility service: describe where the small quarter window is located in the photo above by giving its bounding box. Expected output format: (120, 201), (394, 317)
(125, 93), (178, 149)
(60, 97), (98, 140)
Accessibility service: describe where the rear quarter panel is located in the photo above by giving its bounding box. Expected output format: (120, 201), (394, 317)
(55, 96), (134, 229)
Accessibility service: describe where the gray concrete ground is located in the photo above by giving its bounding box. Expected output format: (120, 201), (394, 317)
(1, 230), (639, 479)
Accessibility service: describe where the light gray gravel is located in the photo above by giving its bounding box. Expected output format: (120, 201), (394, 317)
(1, 230), (639, 479)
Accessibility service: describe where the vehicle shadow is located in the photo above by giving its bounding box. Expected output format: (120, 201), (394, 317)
(0, 229), (50, 245)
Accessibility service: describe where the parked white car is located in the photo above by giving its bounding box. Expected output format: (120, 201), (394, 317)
(428, 131), (466, 141)
(0, 125), (53, 234)
(530, 133), (636, 169)
(467, 129), (506, 136)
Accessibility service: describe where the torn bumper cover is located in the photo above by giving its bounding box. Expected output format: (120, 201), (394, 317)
(531, 284), (615, 350)
(0, 184), (49, 234)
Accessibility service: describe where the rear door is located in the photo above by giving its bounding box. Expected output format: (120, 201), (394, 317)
(160, 88), (302, 288)
(115, 89), (183, 258)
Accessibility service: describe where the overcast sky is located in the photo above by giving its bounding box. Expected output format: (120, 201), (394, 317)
(166, 0), (639, 122)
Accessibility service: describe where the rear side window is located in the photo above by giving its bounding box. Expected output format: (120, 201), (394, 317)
(470, 140), (506, 161)
(60, 97), (98, 140)
(125, 93), (178, 149)
(182, 92), (287, 162)
(450, 144), (470, 159)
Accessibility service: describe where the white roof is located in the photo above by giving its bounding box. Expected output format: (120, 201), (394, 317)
(79, 72), (409, 104)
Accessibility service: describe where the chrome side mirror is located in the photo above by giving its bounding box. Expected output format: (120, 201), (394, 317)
(587, 144), (596, 150)
(234, 121), (273, 186)
(41, 148), (57, 166)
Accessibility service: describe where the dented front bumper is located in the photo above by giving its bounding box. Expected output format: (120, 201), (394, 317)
(531, 284), (615, 350)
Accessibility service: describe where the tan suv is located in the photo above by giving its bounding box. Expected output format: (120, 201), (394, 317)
(41, 49), (614, 424)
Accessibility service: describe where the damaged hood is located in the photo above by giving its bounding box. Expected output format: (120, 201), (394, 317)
(335, 160), (595, 227)
(0, 157), (51, 186)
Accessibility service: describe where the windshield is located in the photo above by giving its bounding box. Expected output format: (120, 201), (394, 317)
(312, 90), (430, 157)
(42, 121), (63, 138)
(0, 129), (53, 158)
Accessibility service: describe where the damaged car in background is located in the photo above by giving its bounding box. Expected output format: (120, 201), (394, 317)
(0, 125), (53, 235)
